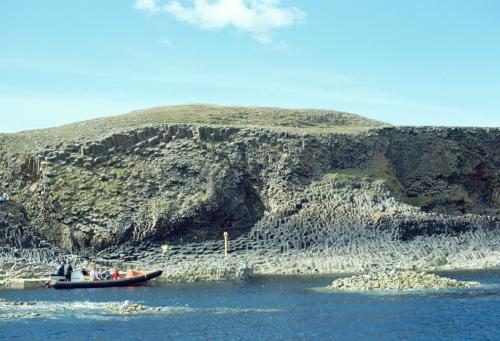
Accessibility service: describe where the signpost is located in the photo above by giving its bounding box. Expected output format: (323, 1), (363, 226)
(223, 231), (228, 258)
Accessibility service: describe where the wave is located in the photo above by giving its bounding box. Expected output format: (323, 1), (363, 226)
(0, 300), (280, 321)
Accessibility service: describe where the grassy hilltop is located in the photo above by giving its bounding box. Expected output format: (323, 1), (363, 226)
(0, 104), (388, 154)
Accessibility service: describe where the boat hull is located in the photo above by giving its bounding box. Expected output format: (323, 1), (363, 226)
(53, 270), (162, 289)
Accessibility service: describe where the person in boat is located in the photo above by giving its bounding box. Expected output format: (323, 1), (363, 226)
(64, 262), (73, 282)
(101, 269), (110, 280)
(56, 261), (65, 276)
(81, 268), (89, 280)
(89, 267), (100, 281)
(111, 268), (120, 280)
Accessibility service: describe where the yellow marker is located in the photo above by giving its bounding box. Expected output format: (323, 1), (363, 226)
(161, 244), (169, 254)
(223, 231), (228, 258)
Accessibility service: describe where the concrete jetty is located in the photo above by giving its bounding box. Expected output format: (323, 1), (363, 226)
(8, 278), (46, 289)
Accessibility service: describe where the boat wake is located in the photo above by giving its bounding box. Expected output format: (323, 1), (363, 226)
(0, 299), (280, 321)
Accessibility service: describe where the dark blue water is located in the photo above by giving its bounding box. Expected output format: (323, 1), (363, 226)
(1, 270), (499, 340)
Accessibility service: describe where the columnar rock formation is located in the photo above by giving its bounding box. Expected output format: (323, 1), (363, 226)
(0, 105), (498, 281)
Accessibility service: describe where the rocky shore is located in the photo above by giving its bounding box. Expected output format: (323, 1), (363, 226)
(328, 270), (480, 291)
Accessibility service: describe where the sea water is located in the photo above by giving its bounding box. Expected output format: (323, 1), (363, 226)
(1, 270), (499, 340)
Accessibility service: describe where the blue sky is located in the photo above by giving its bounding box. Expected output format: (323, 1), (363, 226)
(1, 0), (499, 132)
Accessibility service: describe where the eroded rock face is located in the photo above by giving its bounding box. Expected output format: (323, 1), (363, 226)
(159, 259), (253, 282)
(0, 201), (43, 249)
(0, 123), (498, 277)
(381, 127), (500, 216)
(1, 124), (379, 250)
(0, 258), (56, 282)
(329, 271), (480, 291)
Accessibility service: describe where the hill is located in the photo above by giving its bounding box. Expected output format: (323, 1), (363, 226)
(0, 104), (389, 154)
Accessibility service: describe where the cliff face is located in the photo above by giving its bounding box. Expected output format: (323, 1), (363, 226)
(0, 106), (498, 276)
(1, 124), (374, 250)
(380, 127), (500, 216)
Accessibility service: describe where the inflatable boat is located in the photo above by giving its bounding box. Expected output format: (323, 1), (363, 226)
(47, 269), (163, 289)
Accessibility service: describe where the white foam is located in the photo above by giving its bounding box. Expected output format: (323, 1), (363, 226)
(0, 300), (281, 321)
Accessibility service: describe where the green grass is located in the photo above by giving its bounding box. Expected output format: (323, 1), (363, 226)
(404, 189), (475, 208)
(326, 158), (480, 211)
(0, 104), (390, 155)
(107, 104), (388, 131)
(326, 156), (403, 195)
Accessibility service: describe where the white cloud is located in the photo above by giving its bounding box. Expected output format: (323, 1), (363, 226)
(134, 0), (304, 44)
(134, 0), (160, 12)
